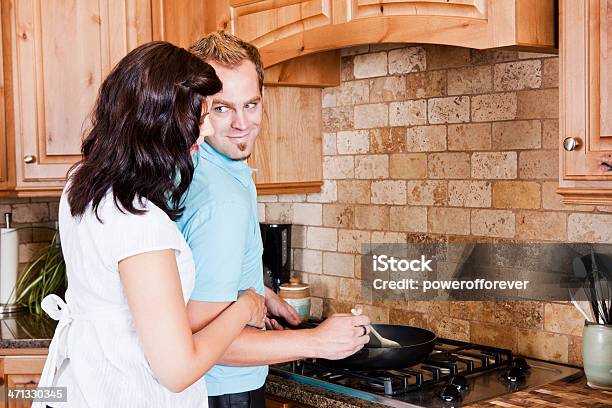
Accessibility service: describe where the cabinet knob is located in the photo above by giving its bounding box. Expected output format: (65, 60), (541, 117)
(23, 155), (36, 164)
(563, 137), (581, 151)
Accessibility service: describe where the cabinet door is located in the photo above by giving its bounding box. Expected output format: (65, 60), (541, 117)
(251, 86), (322, 195)
(0, 1), (13, 191)
(559, 0), (612, 203)
(6, 374), (39, 408)
(5, 0), (151, 190)
(229, 0), (336, 49)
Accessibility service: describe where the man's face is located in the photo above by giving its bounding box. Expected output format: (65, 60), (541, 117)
(204, 59), (262, 161)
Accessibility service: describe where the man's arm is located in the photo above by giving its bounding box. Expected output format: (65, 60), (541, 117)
(186, 300), (372, 365)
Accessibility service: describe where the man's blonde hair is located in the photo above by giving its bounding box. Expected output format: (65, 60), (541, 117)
(189, 31), (264, 92)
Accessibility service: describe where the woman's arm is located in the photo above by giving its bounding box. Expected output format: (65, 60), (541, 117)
(119, 249), (263, 393)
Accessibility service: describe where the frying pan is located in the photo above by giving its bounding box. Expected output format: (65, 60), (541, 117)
(320, 324), (437, 370)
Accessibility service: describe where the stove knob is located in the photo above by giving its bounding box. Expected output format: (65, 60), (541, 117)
(449, 375), (468, 390)
(512, 357), (530, 371)
(505, 366), (526, 382)
(440, 384), (461, 402)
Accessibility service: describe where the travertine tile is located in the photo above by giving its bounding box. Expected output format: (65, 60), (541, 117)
(405, 70), (446, 99)
(470, 322), (518, 352)
(370, 43), (406, 52)
(471, 93), (517, 122)
(337, 277), (363, 302)
(322, 204), (354, 228)
(494, 60), (542, 91)
(448, 180), (492, 207)
(337, 229), (371, 254)
(389, 309), (428, 329)
(517, 329), (568, 363)
(389, 153), (427, 179)
(258, 203), (265, 222)
(388, 46), (426, 74)
(18, 243), (47, 264)
(265, 203), (293, 223)
(517, 89), (559, 119)
(371, 180), (407, 205)
(369, 128), (406, 153)
(337, 180), (371, 204)
(494, 301), (543, 330)
(293, 249), (323, 274)
(292, 203), (322, 226)
(541, 182), (595, 211)
(322, 132), (337, 155)
(406, 180), (447, 206)
(323, 252), (355, 277)
(447, 66), (493, 95)
(428, 207), (470, 235)
(309, 296), (323, 319)
(369, 75), (406, 102)
(568, 335), (583, 367)
(429, 316), (470, 342)
(371, 231), (407, 244)
(389, 206), (427, 233)
(448, 123), (492, 151)
(425, 45), (470, 69)
(355, 304), (390, 324)
(354, 103), (389, 128)
(492, 181), (541, 209)
(428, 153), (470, 179)
(471, 209), (515, 238)
(340, 45), (370, 56)
(518, 150), (558, 179)
(323, 156), (354, 179)
(450, 301), (496, 322)
(291, 225), (307, 248)
(306, 227), (337, 251)
(542, 58), (559, 88)
(516, 211), (567, 241)
(471, 152), (517, 179)
(353, 52), (388, 78)
(389, 100), (427, 126)
(542, 119), (559, 149)
(336, 79), (369, 106)
(278, 194), (306, 203)
(341, 56), (355, 81)
(470, 49), (518, 65)
(307, 180), (337, 203)
(12, 203), (49, 223)
(355, 155), (389, 179)
(428, 96), (470, 124)
(544, 303), (584, 336)
(406, 125), (447, 152)
(492, 120), (542, 150)
(337, 130), (370, 154)
(307, 274), (339, 297)
(568, 213), (612, 243)
(323, 299), (353, 315)
(322, 88), (337, 108)
(354, 205), (389, 230)
(322, 106), (353, 132)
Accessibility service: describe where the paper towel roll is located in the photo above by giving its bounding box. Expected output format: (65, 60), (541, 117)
(0, 228), (18, 304)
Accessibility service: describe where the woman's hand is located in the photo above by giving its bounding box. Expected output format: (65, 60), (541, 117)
(237, 288), (266, 329)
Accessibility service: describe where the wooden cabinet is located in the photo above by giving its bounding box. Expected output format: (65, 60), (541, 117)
(0, 349), (46, 408)
(222, 0), (556, 67)
(0, 0), (153, 197)
(558, 0), (612, 204)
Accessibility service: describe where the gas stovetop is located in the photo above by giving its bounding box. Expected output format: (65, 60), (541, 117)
(270, 338), (582, 407)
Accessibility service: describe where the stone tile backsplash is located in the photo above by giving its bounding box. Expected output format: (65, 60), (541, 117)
(258, 44), (610, 366)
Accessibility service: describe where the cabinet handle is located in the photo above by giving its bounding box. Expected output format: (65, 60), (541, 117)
(602, 162), (612, 171)
(23, 155), (36, 164)
(562, 137), (581, 151)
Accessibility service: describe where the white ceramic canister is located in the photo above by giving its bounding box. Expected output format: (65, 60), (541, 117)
(279, 277), (310, 321)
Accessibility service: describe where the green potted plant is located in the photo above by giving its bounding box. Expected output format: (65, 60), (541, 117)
(14, 233), (67, 315)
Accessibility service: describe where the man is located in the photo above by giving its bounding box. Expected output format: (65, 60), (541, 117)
(176, 31), (371, 408)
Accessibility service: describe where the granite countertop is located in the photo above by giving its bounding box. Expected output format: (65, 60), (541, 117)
(0, 312), (55, 349)
(265, 373), (609, 408)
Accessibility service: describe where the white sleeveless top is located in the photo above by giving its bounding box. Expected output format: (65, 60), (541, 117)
(34, 187), (207, 408)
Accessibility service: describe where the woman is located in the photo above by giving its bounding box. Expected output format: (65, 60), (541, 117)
(34, 41), (265, 408)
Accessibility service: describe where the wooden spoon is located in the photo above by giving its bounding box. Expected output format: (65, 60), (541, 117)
(351, 308), (401, 348)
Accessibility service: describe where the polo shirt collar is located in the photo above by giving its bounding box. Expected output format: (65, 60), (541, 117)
(198, 141), (254, 188)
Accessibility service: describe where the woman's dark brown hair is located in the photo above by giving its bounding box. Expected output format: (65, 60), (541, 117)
(67, 41), (221, 221)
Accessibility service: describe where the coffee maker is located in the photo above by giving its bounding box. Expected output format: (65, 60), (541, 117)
(260, 223), (291, 293)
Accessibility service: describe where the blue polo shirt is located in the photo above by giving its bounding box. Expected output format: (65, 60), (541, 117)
(176, 141), (266, 396)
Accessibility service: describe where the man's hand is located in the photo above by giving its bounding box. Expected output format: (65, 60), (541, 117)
(264, 287), (301, 330)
